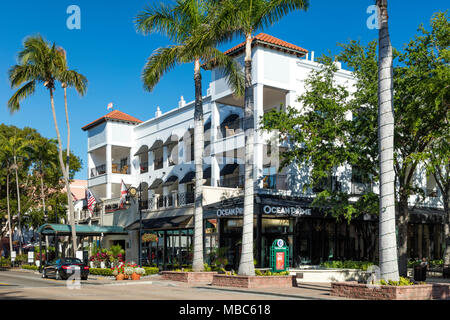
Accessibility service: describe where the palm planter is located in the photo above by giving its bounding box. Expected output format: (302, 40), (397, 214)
(161, 271), (218, 284)
(212, 273), (295, 289)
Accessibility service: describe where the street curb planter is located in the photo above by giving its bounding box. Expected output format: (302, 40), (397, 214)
(131, 273), (141, 280)
(161, 271), (218, 284)
(116, 274), (125, 281)
(212, 274), (296, 289)
(331, 282), (437, 300)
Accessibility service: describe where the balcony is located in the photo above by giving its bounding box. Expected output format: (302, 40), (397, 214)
(351, 182), (373, 195)
(312, 176), (341, 193)
(90, 164), (106, 177)
(217, 116), (243, 139)
(219, 175), (245, 188)
(262, 174), (288, 190)
(112, 163), (130, 175)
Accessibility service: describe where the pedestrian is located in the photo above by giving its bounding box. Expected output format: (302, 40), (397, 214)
(420, 257), (428, 281)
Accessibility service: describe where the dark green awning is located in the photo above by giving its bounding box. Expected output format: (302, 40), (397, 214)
(37, 224), (127, 236)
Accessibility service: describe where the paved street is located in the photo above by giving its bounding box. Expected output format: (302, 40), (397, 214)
(0, 269), (347, 300)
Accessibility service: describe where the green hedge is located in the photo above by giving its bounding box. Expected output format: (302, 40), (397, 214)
(143, 267), (159, 275)
(89, 268), (114, 276)
(89, 267), (159, 277)
(21, 265), (39, 271)
(320, 260), (375, 271)
(0, 257), (11, 267)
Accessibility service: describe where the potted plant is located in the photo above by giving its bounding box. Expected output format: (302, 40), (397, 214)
(132, 267), (145, 280)
(124, 266), (134, 280)
(112, 264), (126, 280)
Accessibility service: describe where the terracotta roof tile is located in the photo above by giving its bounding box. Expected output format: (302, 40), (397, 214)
(82, 110), (143, 131)
(224, 33), (308, 57)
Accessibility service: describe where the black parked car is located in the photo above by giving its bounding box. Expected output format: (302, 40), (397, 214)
(42, 257), (89, 280)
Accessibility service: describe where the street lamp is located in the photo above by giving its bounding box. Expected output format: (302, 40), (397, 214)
(126, 186), (142, 266)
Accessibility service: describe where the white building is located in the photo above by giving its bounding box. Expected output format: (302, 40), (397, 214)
(80, 34), (445, 269)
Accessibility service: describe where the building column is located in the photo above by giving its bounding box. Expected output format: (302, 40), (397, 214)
(211, 156), (220, 187)
(210, 101), (219, 144)
(285, 90), (296, 111)
(423, 224), (430, 259)
(163, 146), (168, 168)
(253, 83), (264, 188)
(106, 144), (112, 199)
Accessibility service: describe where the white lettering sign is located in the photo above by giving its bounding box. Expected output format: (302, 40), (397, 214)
(263, 205), (311, 217)
(28, 252), (34, 263)
(216, 207), (244, 217)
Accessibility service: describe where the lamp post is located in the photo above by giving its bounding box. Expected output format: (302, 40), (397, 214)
(126, 186), (141, 266)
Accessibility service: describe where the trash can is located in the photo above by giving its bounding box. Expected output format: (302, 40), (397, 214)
(413, 265), (427, 281)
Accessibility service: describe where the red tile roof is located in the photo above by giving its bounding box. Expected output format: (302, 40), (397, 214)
(82, 110), (143, 131)
(224, 33), (308, 57)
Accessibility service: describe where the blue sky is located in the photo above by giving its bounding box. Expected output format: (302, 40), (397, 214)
(0, 0), (448, 180)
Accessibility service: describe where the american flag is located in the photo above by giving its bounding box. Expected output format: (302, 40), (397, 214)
(86, 189), (96, 216)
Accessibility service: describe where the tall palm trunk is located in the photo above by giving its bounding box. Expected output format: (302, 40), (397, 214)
(63, 86), (71, 178)
(192, 58), (205, 272)
(49, 88), (77, 256)
(40, 167), (49, 250)
(6, 171), (13, 257)
(13, 156), (22, 255)
(238, 33), (255, 276)
(377, 0), (399, 281)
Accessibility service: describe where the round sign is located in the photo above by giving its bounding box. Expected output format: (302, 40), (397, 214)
(276, 239), (284, 248)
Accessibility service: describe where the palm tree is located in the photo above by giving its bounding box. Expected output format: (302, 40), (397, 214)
(2, 133), (30, 255)
(213, 0), (309, 275)
(0, 136), (14, 257)
(56, 47), (88, 179)
(376, 0), (399, 281)
(7, 35), (87, 256)
(135, 0), (244, 271)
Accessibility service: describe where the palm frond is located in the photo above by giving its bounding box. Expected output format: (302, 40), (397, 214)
(142, 45), (187, 91)
(7, 81), (36, 113)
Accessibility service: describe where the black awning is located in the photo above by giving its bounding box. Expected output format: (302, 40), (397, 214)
(180, 171), (195, 184)
(220, 163), (239, 176)
(221, 113), (239, 126)
(163, 134), (179, 146)
(149, 139), (163, 151)
(149, 178), (163, 189)
(203, 166), (211, 179)
(134, 145), (148, 156)
(163, 175), (178, 186)
(126, 215), (194, 231)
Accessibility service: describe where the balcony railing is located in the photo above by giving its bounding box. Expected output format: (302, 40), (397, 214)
(217, 118), (244, 139)
(219, 175), (245, 188)
(262, 174), (288, 190)
(312, 176), (341, 193)
(90, 164), (106, 178)
(351, 182), (373, 195)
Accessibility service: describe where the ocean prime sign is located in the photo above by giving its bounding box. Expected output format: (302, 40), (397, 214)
(216, 205), (311, 217)
(263, 205), (311, 217)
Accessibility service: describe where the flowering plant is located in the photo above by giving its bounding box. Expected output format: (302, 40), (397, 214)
(142, 233), (158, 243)
(124, 267), (135, 275)
(134, 267), (145, 275)
(111, 264), (125, 276)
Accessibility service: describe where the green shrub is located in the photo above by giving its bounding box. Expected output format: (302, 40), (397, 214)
(143, 267), (159, 275)
(0, 257), (11, 267)
(21, 265), (38, 271)
(321, 260), (374, 271)
(89, 268), (114, 276)
(379, 277), (414, 286)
